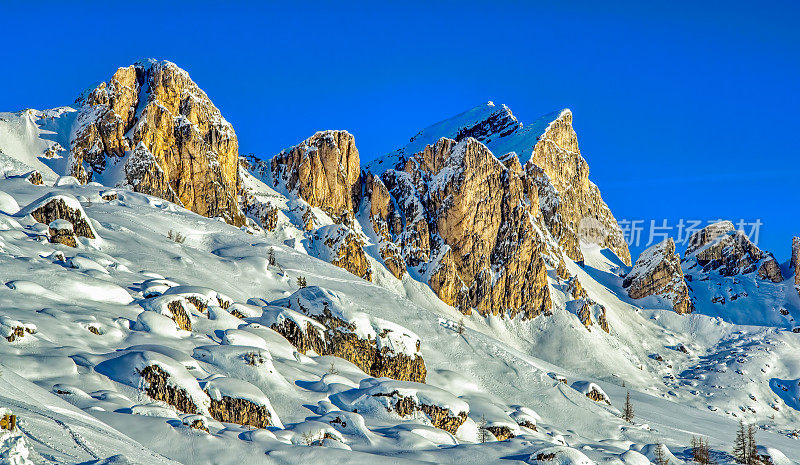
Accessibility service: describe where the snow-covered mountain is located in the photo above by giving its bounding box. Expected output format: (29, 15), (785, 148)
(0, 60), (799, 465)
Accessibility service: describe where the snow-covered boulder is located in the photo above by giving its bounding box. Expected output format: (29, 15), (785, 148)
(571, 381), (611, 405)
(335, 377), (469, 435)
(756, 445), (794, 465)
(623, 238), (694, 314)
(203, 376), (282, 428)
(265, 286), (426, 382)
(96, 351), (211, 416)
(17, 193), (97, 244)
(161, 285), (233, 313)
(527, 445), (595, 464)
(0, 317), (36, 343)
(139, 295), (195, 331)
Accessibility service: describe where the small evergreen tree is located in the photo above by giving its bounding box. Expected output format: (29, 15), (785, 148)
(267, 248), (276, 266)
(297, 276), (307, 288)
(456, 318), (465, 335)
(746, 424), (758, 465)
(622, 391), (634, 423)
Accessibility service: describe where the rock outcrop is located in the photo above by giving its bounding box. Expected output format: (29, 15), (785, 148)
(357, 103), (630, 318)
(624, 239), (694, 314)
(686, 221), (782, 283)
(266, 287), (426, 382)
(69, 60), (244, 226)
(271, 130), (361, 220)
(310, 225), (373, 281)
(251, 103), (629, 320)
(379, 138), (551, 318)
(527, 110), (631, 266)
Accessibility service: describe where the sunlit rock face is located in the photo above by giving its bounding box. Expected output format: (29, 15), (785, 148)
(69, 60), (244, 226)
(624, 238), (694, 314)
(271, 130), (361, 221)
(379, 137), (551, 318)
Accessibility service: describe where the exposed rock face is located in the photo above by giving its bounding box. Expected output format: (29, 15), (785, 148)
(166, 300), (192, 331)
(271, 130), (361, 219)
(376, 390), (467, 435)
(363, 173), (405, 279)
(311, 225), (373, 281)
(25, 170), (43, 185)
(486, 426), (515, 441)
(624, 239), (694, 314)
(48, 220), (77, 247)
(29, 197), (95, 239)
(206, 395), (272, 429)
(69, 60), (244, 226)
(269, 287), (426, 382)
(527, 111), (631, 266)
(0, 413), (16, 431)
(139, 365), (199, 414)
(686, 221), (782, 283)
(380, 138), (551, 318)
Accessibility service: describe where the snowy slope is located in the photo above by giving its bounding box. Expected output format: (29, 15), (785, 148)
(0, 174), (798, 464)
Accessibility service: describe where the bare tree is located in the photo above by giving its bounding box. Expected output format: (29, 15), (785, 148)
(654, 443), (669, 465)
(478, 415), (489, 443)
(327, 362), (339, 375)
(692, 436), (714, 464)
(167, 230), (186, 243)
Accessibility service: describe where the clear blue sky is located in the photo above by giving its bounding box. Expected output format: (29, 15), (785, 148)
(2, 1), (798, 261)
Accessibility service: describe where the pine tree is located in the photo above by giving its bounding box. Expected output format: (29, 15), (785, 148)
(622, 391), (634, 423)
(746, 424), (758, 465)
(733, 420), (748, 464)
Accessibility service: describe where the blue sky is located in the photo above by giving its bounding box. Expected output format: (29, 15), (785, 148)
(2, 1), (798, 261)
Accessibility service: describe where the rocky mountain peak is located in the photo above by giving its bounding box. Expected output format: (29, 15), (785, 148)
(69, 59), (244, 226)
(271, 130), (361, 220)
(685, 221), (782, 282)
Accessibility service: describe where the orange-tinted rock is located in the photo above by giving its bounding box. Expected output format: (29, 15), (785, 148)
(69, 60), (244, 226)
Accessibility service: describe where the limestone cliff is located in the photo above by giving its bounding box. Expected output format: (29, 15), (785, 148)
(624, 239), (693, 314)
(69, 60), (244, 226)
(271, 130), (361, 222)
(380, 138), (551, 318)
